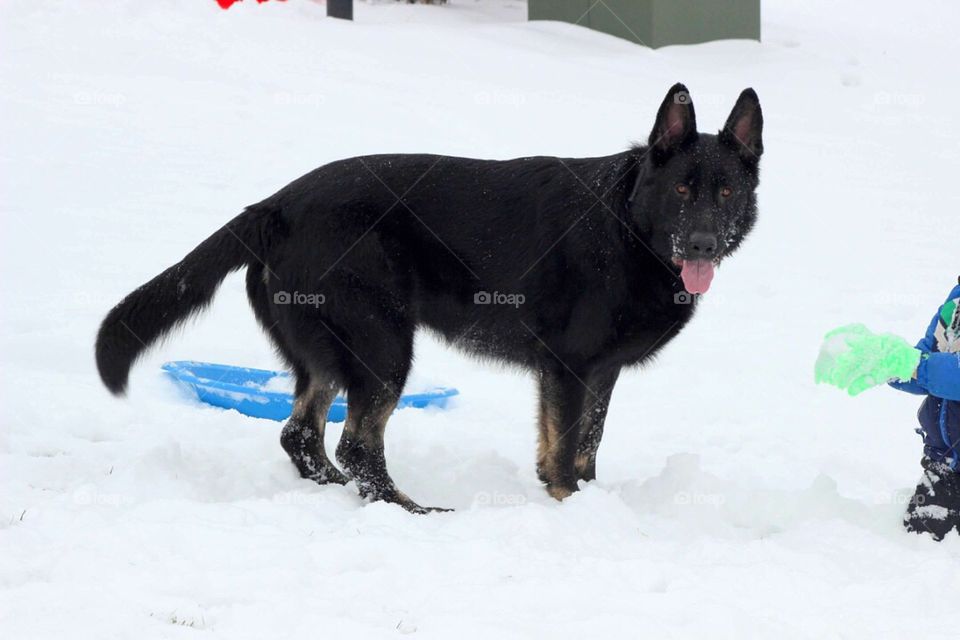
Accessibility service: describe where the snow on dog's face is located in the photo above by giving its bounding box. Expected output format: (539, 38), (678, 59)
(630, 84), (763, 294)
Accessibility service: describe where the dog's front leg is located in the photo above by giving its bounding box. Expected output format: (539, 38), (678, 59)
(575, 367), (620, 482)
(536, 365), (588, 500)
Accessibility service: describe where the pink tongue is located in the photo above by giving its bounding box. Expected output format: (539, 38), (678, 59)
(680, 260), (715, 294)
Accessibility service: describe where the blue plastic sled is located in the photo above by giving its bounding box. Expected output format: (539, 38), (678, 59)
(162, 361), (458, 422)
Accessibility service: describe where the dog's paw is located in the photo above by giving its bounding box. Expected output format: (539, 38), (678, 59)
(574, 454), (597, 482)
(307, 465), (349, 486)
(545, 481), (579, 501)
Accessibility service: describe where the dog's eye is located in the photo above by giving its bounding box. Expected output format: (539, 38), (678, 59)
(675, 184), (689, 195)
(720, 186), (733, 198)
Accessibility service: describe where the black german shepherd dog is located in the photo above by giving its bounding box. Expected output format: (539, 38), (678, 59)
(96, 84), (763, 513)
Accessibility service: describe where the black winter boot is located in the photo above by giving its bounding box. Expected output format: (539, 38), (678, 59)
(904, 457), (960, 541)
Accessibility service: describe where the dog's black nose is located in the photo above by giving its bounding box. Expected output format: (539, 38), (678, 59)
(688, 232), (718, 258)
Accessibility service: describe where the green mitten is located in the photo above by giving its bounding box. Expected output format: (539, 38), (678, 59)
(815, 323), (922, 396)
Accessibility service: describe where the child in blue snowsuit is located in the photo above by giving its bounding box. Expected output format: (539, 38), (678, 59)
(815, 279), (960, 540)
(816, 278), (960, 538)
(889, 279), (960, 539)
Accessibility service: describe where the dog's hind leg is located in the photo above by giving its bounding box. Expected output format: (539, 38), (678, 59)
(246, 268), (348, 485)
(333, 323), (446, 514)
(574, 367), (620, 482)
(280, 373), (349, 485)
(536, 364), (588, 500)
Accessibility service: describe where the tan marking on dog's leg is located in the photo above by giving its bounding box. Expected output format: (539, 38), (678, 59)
(538, 391), (578, 500)
(341, 394), (395, 447)
(281, 377), (347, 484)
(536, 395), (560, 484)
(536, 367), (586, 501)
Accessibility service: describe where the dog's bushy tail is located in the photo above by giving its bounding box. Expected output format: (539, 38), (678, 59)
(95, 205), (272, 395)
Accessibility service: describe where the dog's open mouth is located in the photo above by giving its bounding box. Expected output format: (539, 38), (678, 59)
(672, 257), (715, 294)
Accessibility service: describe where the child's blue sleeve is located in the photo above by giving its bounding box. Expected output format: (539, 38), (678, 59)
(916, 352), (960, 401)
(888, 286), (954, 395)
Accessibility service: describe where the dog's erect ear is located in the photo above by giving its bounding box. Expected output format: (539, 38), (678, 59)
(720, 88), (763, 163)
(649, 83), (697, 158)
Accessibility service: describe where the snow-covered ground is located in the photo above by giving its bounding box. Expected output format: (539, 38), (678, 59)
(2, 0), (958, 637)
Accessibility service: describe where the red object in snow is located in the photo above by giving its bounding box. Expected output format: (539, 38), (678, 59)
(216, 0), (287, 9)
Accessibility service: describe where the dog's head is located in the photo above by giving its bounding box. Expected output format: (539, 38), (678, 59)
(630, 83), (763, 294)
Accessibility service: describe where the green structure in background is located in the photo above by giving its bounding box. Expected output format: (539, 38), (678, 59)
(528, 0), (760, 48)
